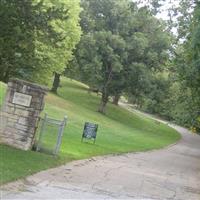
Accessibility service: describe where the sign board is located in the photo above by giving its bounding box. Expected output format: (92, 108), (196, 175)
(12, 92), (32, 107)
(82, 122), (98, 143)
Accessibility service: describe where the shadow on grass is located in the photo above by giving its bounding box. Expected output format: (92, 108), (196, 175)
(62, 79), (89, 91)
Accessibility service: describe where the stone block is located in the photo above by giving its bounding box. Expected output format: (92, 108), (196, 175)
(11, 133), (23, 140)
(4, 127), (17, 135)
(33, 111), (40, 117)
(14, 109), (30, 117)
(28, 127), (36, 134)
(0, 113), (7, 130)
(8, 117), (17, 122)
(7, 120), (17, 127)
(18, 117), (28, 125)
(14, 104), (26, 110)
(8, 115), (18, 121)
(1, 137), (14, 145)
(4, 106), (15, 114)
(15, 123), (28, 131)
(30, 102), (42, 110)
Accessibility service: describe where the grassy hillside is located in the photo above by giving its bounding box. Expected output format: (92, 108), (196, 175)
(0, 79), (180, 184)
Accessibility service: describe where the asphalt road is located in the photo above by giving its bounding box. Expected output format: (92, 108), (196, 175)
(1, 108), (200, 200)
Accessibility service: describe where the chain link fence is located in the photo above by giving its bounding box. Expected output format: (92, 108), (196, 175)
(35, 113), (67, 155)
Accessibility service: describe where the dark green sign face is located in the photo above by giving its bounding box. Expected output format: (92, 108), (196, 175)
(82, 122), (98, 141)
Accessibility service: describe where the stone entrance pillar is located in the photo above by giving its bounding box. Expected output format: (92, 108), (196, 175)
(0, 79), (48, 150)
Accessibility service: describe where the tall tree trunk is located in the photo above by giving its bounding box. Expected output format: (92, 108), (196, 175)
(112, 94), (120, 105)
(98, 91), (109, 114)
(98, 65), (113, 114)
(51, 72), (61, 94)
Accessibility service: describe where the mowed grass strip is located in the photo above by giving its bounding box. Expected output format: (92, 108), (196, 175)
(0, 79), (180, 184)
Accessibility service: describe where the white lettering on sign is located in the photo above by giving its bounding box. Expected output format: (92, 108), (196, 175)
(12, 92), (32, 107)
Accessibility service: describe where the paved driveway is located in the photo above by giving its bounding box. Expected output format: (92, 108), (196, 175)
(1, 115), (200, 199)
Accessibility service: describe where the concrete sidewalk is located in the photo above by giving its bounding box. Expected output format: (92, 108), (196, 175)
(1, 110), (200, 199)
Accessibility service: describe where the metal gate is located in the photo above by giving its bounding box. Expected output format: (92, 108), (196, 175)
(35, 113), (67, 155)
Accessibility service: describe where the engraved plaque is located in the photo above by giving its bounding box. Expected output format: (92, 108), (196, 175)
(12, 92), (32, 107)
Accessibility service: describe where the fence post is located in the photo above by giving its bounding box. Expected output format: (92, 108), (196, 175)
(54, 116), (67, 155)
(36, 113), (47, 151)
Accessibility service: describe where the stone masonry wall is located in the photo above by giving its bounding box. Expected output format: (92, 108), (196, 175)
(0, 79), (48, 150)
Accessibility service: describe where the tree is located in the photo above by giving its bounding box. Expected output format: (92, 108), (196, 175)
(69, 0), (171, 114)
(73, 30), (126, 113)
(71, 0), (129, 113)
(174, 1), (200, 131)
(0, 1), (35, 82)
(0, 0), (81, 85)
(137, 1), (200, 132)
(51, 73), (61, 94)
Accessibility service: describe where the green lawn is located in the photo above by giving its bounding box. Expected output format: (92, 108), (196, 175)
(0, 78), (181, 184)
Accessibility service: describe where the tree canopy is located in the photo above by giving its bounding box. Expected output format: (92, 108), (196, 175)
(0, 0), (81, 84)
(69, 0), (171, 113)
